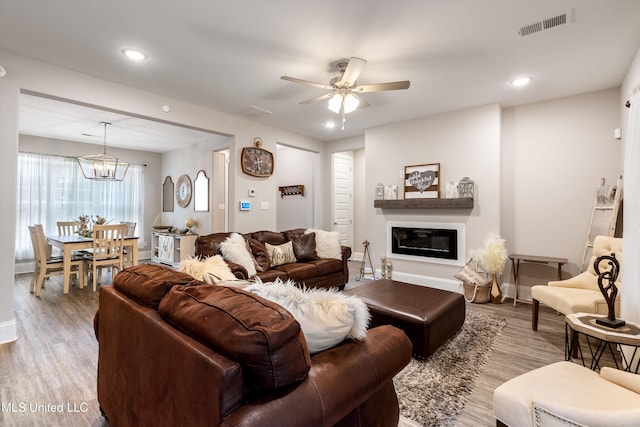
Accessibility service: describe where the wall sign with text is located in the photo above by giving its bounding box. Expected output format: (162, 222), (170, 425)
(404, 163), (440, 199)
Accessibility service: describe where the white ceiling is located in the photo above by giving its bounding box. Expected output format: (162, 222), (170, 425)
(1, 0), (640, 151)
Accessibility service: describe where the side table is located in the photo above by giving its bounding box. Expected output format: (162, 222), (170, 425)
(509, 254), (567, 306)
(565, 312), (640, 373)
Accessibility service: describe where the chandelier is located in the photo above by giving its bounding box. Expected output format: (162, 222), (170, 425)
(77, 122), (129, 181)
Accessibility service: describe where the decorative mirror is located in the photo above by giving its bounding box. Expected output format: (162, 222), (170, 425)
(162, 176), (174, 212)
(194, 170), (210, 212)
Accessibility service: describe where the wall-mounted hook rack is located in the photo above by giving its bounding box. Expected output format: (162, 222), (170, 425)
(279, 185), (305, 198)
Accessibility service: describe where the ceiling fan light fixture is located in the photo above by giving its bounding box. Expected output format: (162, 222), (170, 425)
(343, 93), (360, 113)
(77, 122), (130, 181)
(328, 93), (343, 113)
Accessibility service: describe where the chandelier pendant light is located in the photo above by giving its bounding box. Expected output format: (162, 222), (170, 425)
(77, 122), (129, 181)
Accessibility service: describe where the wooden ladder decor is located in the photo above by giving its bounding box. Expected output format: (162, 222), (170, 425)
(580, 176), (623, 272)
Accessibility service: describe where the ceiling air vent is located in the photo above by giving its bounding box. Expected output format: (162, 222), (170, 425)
(518, 9), (574, 37)
(243, 105), (272, 118)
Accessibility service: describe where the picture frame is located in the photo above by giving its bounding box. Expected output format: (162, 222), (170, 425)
(404, 163), (440, 199)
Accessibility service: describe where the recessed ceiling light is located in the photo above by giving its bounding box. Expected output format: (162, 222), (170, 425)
(511, 76), (532, 87)
(325, 121), (336, 129)
(122, 48), (147, 61)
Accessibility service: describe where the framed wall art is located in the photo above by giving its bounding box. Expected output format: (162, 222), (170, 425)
(404, 163), (440, 199)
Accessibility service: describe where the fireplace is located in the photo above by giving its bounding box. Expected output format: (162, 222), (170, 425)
(387, 221), (465, 266)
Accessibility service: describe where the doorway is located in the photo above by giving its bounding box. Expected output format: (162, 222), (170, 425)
(332, 152), (353, 247)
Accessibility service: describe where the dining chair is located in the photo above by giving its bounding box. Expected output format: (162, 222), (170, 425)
(120, 221), (137, 268)
(85, 223), (126, 291)
(57, 221), (81, 235)
(28, 224), (84, 296)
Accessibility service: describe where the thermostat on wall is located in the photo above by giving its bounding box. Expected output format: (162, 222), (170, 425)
(240, 201), (251, 211)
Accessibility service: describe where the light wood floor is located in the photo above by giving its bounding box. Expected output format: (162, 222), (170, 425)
(2, 264), (570, 426)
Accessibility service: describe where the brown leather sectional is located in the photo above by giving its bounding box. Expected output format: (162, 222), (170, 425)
(194, 228), (351, 289)
(95, 264), (412, 426)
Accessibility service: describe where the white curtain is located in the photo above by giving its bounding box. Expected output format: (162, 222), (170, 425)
(622, 93), (640, 324)
(15, 152), (145, 260)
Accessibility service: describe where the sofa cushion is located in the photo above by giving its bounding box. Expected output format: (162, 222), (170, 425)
(245, 279), (370, 353)
(266, 241), (297, 267)
(113, 264), (197, 309)
(273, 263), (319, 282)
(248, 238), (270, 272)
(305, 229), (342, 260)
(220, 233), (257, 277)
(256, 269), (288, 282)
(158, 284), (311, 391)
(308, 258), (344, 276)
(194, 232), (231, 258)
(251, 230), (287, 246)
(290, 232), (318, 261)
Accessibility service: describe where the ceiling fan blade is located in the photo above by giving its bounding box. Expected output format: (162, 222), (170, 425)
(351, 93), (370, 109)
(281, 75), (333, 90)
(299, 92), (334, 105)
(353, 80), (411, 93)
(339, 57), (367, 87)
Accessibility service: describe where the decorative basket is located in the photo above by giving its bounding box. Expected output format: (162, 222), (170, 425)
(462, 282), (491, 304)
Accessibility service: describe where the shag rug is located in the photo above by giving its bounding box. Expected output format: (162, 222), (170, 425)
(394, 310), (507, 426)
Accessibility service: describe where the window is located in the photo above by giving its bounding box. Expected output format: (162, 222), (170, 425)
(15, 152), (145, 260)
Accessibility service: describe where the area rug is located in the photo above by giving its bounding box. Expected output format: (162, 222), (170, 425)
(393, 310), (507, 426)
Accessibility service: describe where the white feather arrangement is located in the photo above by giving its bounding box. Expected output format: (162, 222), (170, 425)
(477, 233), (508, 276)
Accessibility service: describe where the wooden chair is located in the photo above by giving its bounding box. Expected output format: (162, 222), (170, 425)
(85, 224), (126, 291)
(120, 221), (136, 268)
(28, 225), (84, 296)
(57, 221), (81, 235)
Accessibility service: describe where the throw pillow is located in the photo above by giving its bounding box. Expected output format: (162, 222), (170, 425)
(220, 233), (257, 277)
(177, 255), (238, 283)
(290, 232), (318, 261)
(244, 278), (370, 353)
(266, 241), (297, 267)
(248, 238), (270, 272)
(305, 229), (342, 260)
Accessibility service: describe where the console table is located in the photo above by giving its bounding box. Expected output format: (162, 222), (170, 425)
(565, 313), (640, 373)
(509, 254), (568, 306)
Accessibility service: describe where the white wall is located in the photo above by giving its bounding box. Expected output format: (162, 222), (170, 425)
(161, 138), (232, 236)
(621, 45), (640, 323)
(366, 104), (502, 289)
(276, 145), (317, 230)
(501, 89), (622, 298)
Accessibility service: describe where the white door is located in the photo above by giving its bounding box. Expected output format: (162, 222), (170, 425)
(333, 153), (353, 247)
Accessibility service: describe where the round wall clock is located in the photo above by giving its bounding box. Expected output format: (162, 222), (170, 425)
(241, 138), (274, 177)
(175, 174), (192, 208)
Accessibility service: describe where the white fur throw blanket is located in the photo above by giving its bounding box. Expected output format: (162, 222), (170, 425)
(244, 278), (370, 353)
(177, 255), (238, 284)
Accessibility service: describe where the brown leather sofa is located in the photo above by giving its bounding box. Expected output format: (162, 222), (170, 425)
(194, 228), (351, 289)
(95, 264), (412, 427)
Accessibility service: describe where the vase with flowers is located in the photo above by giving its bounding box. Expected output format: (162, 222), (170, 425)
(475, 233), (508, 304)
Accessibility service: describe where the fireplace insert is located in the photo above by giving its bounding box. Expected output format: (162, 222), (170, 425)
(391, 226), (458, 261)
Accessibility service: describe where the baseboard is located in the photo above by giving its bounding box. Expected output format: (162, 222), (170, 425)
(388, 271), (463, 294)
(0, 319), (18, 345)
(351, 251), (364, 262)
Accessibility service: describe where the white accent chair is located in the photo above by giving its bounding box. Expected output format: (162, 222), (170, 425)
(494, 361), (640, 427)
(531, 235), (622, 330)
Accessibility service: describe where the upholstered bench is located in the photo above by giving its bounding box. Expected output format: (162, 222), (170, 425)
(345, 279), (466, 358)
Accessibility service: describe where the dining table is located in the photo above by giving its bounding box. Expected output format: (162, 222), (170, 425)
(47, 234), (139, 294)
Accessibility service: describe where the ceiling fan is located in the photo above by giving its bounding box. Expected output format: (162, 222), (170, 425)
(281, 57), (410, 130)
